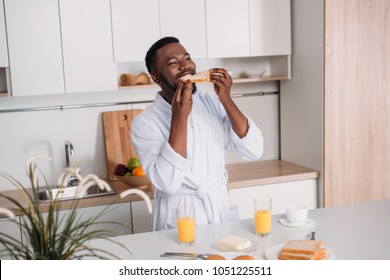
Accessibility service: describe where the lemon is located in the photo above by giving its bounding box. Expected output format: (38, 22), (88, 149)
(127, 157), (141, 171)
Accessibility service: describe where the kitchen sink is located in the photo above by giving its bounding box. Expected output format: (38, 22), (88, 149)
(38, 185), (116, 202)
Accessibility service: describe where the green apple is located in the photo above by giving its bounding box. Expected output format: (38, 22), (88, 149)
(124, 172), (132, 177)
(127, 157), (141, 171)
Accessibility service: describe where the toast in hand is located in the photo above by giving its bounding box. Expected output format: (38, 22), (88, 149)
(180, 70), (211, 83)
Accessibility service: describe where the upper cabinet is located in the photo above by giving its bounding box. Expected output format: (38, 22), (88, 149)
(249, 0), (291, 56)
(0, 0), (8, 67)
(4, 0), (65, 96)
(206, 0), (250, 58)
(2, 0), (292, 96)
(160, 0), (207, 59)
(59, 0), (117, 93)
(111, 0), (160, 62)
(205, 0), (291, 58)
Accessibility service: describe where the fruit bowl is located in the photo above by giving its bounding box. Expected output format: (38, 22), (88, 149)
(114, 175), (150, 188)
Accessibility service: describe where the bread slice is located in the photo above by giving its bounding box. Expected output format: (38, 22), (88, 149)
(281, 240), (324, 255)
(278, 248), (328, 260)
(180, 70), (211, 83)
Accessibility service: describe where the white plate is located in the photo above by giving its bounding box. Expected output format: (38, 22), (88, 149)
(279, 218), (316, 228)
(265, 243), (334, 260)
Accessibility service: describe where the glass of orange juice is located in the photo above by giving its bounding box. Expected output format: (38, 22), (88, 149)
(253, 197), (272, 237)
(176, 206), (195, 246)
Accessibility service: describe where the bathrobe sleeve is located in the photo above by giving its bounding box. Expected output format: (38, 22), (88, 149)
(131, 111), (193, 195)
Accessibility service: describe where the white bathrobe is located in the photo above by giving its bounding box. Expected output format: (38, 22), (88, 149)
(131, 91), (263, 231)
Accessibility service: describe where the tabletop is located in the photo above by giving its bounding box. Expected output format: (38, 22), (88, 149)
(89, 198), (390, 260)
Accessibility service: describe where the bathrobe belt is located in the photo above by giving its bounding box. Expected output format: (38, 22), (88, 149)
(156, 176), (227, 224)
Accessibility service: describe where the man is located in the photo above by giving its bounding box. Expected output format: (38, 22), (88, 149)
(131, 37), (263, 231)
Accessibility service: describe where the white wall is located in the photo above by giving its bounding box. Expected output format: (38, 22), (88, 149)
(0, 73), (280, 191)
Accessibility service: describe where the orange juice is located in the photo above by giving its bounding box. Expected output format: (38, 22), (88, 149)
(255, 209), (272, 235)
(177, 216), (195, 244)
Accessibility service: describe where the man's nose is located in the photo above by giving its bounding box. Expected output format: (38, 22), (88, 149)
(179, 60), (192, 71)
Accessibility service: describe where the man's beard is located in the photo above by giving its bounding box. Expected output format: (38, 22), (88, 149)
(160, 75), (197, 94)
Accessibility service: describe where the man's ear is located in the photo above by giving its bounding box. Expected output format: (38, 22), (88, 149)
(150, 72), (160, 85)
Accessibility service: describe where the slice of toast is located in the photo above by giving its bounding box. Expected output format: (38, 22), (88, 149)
(281, 240), (324, 255)
(278, 248), (328, 260)
(180, 70), (211, 83)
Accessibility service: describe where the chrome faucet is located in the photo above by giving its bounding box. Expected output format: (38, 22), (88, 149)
(64, 140), (79, 187)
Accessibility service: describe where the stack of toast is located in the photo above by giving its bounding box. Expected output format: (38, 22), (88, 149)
(278, 240), (328, 260)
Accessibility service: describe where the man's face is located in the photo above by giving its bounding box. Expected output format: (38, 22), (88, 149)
(151, 42), (197, 94)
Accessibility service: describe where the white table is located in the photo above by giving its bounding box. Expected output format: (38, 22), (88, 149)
(91, 199), (390, 260)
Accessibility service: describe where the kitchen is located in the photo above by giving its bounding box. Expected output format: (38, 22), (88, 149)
(1, 0), (390, 264)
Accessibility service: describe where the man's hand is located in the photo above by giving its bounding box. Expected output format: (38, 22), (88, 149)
(169, 79), (193, 157)
(171, 79), (193, 119)
(210, 68), (249, 138)
(210, 68), (233, 104)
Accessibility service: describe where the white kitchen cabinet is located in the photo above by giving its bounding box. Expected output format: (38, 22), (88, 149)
(229, 179), (317, 219)
(111, 0), (160, 62)
(0, 216), (22, 257)
(249, 0), (291, 56)
(4, 0), (65, 96)
(78, 203), (132, 236)
(0, 0), (8, 67)
(160, 0), (207, 59)
(206, 0), (250, 58)
(131, 198), (156, 234)
(39, 202), (132, 237)
(59, 0), (117, 93)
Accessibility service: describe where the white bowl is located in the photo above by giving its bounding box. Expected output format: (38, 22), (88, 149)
(240, 69), (266, 78)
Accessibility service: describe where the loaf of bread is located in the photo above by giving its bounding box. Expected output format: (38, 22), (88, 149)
(233, 255), (256, 260)
(206, 254), (226, 260)
(180, 70), (211, 83)
(278, 240), (327, 260)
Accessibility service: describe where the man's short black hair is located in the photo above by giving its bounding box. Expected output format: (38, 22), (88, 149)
(145, 36), (180, 74)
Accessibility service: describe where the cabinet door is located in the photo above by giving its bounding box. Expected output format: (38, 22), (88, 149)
(249, 0), (291, 56)
(160, 0), (207, 59)
(131, 199), (155, 234)
(206, 0), (250, 58)
(41, 203), (132, 237)
(0, 0), (8, 67)
(111, 0), (160, 62)
(78, 203), (132, 236)
(4, 0), (65, 96)
(0, 217), (21, 257)
(229, 180), (317, 219)
(59, 0), (117, 93)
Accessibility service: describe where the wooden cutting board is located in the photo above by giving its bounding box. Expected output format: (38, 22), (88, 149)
(102, 109), (142, 181)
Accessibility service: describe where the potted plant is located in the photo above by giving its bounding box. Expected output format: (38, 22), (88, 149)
(0, 155), (152, 260)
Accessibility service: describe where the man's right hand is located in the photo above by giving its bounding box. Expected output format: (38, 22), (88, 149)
(168, 79), (193, 158)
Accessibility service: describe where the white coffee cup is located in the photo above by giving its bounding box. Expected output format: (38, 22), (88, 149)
(286, 205), (308, 224)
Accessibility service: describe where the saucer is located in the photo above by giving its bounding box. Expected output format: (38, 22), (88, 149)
(279, 218), (316, 228)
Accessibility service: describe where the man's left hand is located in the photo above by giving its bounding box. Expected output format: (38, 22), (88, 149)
(210, 68), (232, 104)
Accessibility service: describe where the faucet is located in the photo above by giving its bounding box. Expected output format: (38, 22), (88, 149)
(64, 140), (79, 187)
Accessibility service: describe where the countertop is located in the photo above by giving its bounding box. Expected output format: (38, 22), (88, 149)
(0, 160), (319, 217)
(87, 198), (390, 260)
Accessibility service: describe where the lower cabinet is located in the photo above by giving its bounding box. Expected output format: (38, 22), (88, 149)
(39, 202), (132, 237)
(229, 179), (317, 219)
(130, 199), (156, 234)
(78, 203), (132, 236)
(0, 216), (22, 257)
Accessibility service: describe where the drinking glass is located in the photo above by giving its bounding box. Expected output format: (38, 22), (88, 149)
(253, 197), (272, 236)
(176, 206), (195, 246)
